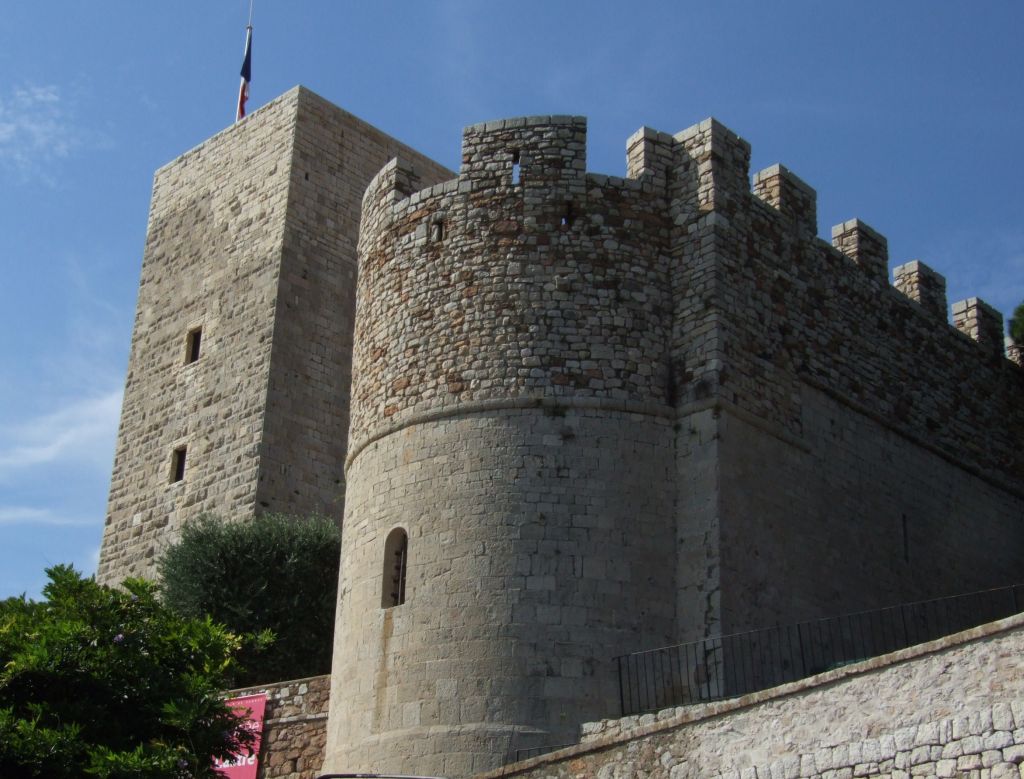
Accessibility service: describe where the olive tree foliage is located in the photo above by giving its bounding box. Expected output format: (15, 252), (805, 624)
(1009, 301), (1024, 346)
(158, 513), (341, 687)
(0, 565), (255, 779)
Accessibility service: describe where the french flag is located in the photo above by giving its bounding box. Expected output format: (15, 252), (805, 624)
(236, 26), (252, 121)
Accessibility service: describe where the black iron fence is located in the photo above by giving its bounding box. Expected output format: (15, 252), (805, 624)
(616, 583), (1024, 716)
(513, 743), (576, 762)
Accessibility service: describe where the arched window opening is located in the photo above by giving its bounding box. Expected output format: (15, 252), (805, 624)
(381, 528), (408, 608)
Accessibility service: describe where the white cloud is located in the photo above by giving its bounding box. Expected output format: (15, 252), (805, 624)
(0, 506), (97, 526)
(0, 84), (79, 181)
(0, 389), (122, 473)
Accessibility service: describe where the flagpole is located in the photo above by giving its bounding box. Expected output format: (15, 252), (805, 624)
(248, 0), (254, 27)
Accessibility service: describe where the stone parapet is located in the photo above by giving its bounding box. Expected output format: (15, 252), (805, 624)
(349, 115), (674, 451)
(673, 118), (751, 220)
(893, 259), (948, 321)
(753, 163), (817, 238)
(1008, 338), (1023, 367)
(831, 218), (889, 284)
(461, 115), (587, 200)
(953, 297), (1006, 360)
(625, 125), (676, 191)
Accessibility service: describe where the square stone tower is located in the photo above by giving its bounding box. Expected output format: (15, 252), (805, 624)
(97, 87), (451, 583)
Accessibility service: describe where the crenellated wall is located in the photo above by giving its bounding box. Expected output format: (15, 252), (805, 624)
(326, 110), (1023, 776)
(668, 123), (1024, 633)
(347, 116), (675, 453)
(326, 116), (682, 778)
(98, 88), (1023, 778)
(674, 130), (1023, 488)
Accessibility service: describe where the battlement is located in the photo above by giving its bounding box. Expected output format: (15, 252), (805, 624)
(1008, 338), (1023, 367)
(753, 164), (818, 239)
(365, 114), (1021, 374)
(953, 297), (1006, 360)
(625, 126), (676, 189)
(100, 91), (1024, 779)
(355, 114), (1022, 496)
(893, 260), (947, 321)
(337, 107), (1024, 776)
(352, 116), (678, 453)
(458, 115), (588, 207)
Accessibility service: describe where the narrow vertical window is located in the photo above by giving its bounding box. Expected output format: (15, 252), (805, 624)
(381, 528), (409, 608)
(186, 326), (202, 364)
(561, 201), (575, 227)
(171, 446), (187, 483)
(431, 220), (445, 242)
(511, 150), (521, 185)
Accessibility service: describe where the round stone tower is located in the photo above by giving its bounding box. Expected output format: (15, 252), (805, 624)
(323, 116), (679, 777)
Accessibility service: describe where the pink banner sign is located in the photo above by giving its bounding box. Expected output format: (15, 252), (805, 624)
(213, 693), (267, 778)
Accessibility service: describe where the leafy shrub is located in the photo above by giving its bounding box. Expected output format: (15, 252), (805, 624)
(1009, 301), (1024, 346)
(158, 513), (341, 687)
(0, 565), (255, 778)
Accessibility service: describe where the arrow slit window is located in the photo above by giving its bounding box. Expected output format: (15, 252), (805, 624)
(382, 528), (408, 608)
(170, 445), (187, 483)
(185, 326), (203, 364)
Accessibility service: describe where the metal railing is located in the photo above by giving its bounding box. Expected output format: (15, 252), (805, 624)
(513, 742), (577, 762)
(616, 583), (1024, 716)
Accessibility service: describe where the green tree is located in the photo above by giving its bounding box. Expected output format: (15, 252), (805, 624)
(0, 565), (256, 778)
(1009, 301), (1024, 346)
(158, 514), (341, 687)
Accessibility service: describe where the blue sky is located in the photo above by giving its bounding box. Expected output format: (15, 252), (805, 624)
(1, 1), (1022, 599)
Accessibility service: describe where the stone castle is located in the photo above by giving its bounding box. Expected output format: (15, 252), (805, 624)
(96, 86), (1024, 777)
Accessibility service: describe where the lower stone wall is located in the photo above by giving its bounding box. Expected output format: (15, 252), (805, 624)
(228, 674), (330, 778)
(476, 614), (1024, 779)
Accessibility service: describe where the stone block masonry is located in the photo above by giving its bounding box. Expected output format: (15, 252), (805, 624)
(97, 87), (452, 584)
(324, 108), (1023, 777)
(327, 407), (677, 777)
(325, 116), (681, 777)
(227, 675), (330, 779)
(97, 87), (1024, 778)
(670, 117), (1024, 635)
(479, 613), (1024, 779)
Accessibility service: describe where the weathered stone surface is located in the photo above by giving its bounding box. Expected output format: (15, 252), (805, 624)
(228, 675), (330, 779)
(893, 260), (947, 321)
(324, 110), (1024, 777)
(479, 616), (1024, 779)
(97, 87), (452, 583)
(97, 91), (1024, 779)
